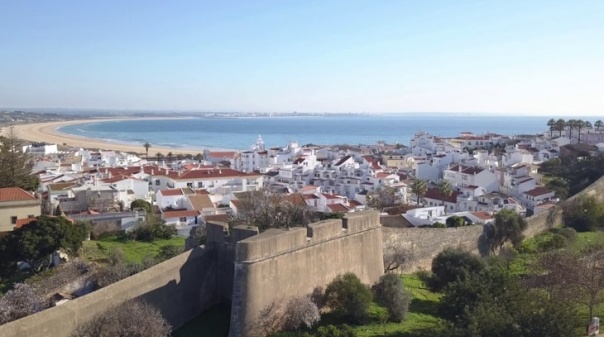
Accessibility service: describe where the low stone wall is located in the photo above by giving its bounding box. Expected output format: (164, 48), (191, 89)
(229, 211), (384, 337)
(383, 175), (604, 272)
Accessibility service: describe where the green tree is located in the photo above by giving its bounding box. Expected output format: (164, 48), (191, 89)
(372, 273), (411, 322)
(410, 178), (427, 206)
(155, 152), (163, 163)
(143, 142), (151, 160)
(0, 216), (88, 274)
(126, 214), (176, 242)
(595, 120), (603, 133)
(324, 273), (373, 324)
(0, 127), (39, 190)
(486, 209), (527, 254)
(566, 119), (576, 142)
(576, 119), (586, 143)
(130, 199), (151, 213)
(555, 118), (566, 137)
(547, 118), (556, 138)
(544, 176), (569, 199)
(562, 195), (604, 232)
(446, 215), (467, 227)
(167, 152), (173, 163)
(429, 248), (486, 292)
(438, 179), (453, 213)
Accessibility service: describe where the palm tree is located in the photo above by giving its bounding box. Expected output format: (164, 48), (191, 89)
(547, 119), (556, 138)
(566, 119), (576, 142)
(167, 152), (174, 163)
(555, 119), (565, 137)
(156, 152), (163, 163)
(143, 142), (151, 160)
(410, 179), (427, 206)
(595, 120), (603, 133)
(438, 180), (453, 213)
(575, 120), (585, 143)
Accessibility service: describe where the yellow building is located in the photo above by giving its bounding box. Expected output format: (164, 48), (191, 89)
(0, 187), (41, 232)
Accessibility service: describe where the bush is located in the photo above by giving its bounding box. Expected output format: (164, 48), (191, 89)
(372, 273), (411, 322)
(551, 227), (577, 241)
(315, 324), (356, 337)
(125, 216), (176, 242)
(429, 248), (486, 292)
(283, 296), (320, 331)
(71, 300), (171, 337)
(0, 283), (44, 325)
(324, 273), (373, 324)
(130, 199), (151, 213)
(155, 245), (183, 261)
(538, 234), (567, 252)
(89, 222), (122, 240)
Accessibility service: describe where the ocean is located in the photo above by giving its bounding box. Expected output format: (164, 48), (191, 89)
(58, 114), (565, 151)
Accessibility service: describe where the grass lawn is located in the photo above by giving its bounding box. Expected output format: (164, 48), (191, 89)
(82, 236), (186, 264)
(350, 274), (445, 337)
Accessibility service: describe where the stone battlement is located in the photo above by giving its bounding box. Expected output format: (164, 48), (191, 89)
(235, 211), (381, 262)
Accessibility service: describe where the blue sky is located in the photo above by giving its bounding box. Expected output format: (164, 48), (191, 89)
(1, 1), (602, 115)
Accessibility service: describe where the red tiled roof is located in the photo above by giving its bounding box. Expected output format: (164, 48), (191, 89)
(176, 168), (256, 180)
(0, 188), (37, 202)
(207, 151), (237, 159)
(524, 187), (554, 197)
(204, 214), (230, 223)
(327, 204), (350, 213)
(160, 189), (184, 196)
(162, 210), (200, 218)
(471, 211), (493, 221)
(424, 188), (459, 203)
(322, 193), (343, 200)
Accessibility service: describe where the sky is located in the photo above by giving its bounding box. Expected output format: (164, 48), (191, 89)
(0, 1), (603, 115)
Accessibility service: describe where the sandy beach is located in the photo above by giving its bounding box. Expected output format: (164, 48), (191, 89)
(1, 118), (203, 155)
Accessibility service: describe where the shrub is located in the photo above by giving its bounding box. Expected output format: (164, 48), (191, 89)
(372, 273), (411, 322)
(89, 222), (121, 240)
(125, 216), (176, 242)
(155, 245), (183, 261)
(315, 324), (356, 337)
(0, 283), (44, 325)
(283, 296), (320, 331)
(551, 227), (577, 241)
(429, 248), (486, 292)
(71, 300), (171, 337)
(324, 273), (372, 324)
(538, 234), (567, 252)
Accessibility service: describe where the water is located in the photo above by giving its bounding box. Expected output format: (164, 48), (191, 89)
(58, 114), (563, 151)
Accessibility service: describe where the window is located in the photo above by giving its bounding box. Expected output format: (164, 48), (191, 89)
(11, 216), (17, 225)
(28, 215), (34, 218)
(155, 179), (160, 186)
(187, 182), (193, 188)
(180, 217), (187, 222)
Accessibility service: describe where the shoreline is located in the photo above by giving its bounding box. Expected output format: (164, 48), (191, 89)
(1, 118), (211, 155)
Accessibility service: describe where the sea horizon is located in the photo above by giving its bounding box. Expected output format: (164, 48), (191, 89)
(53, 114), (584, 152)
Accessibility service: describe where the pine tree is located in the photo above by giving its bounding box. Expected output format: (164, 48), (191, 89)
(0, 127), (38, 190)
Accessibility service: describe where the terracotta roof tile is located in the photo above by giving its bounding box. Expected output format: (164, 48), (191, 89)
(0, 188), (37, 202)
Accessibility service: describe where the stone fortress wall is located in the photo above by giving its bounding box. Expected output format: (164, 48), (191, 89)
(383, 175), (604, 272)
(2, 176), (604, 337)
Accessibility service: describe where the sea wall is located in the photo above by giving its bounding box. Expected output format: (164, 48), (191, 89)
(228, 211), (384, 337)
